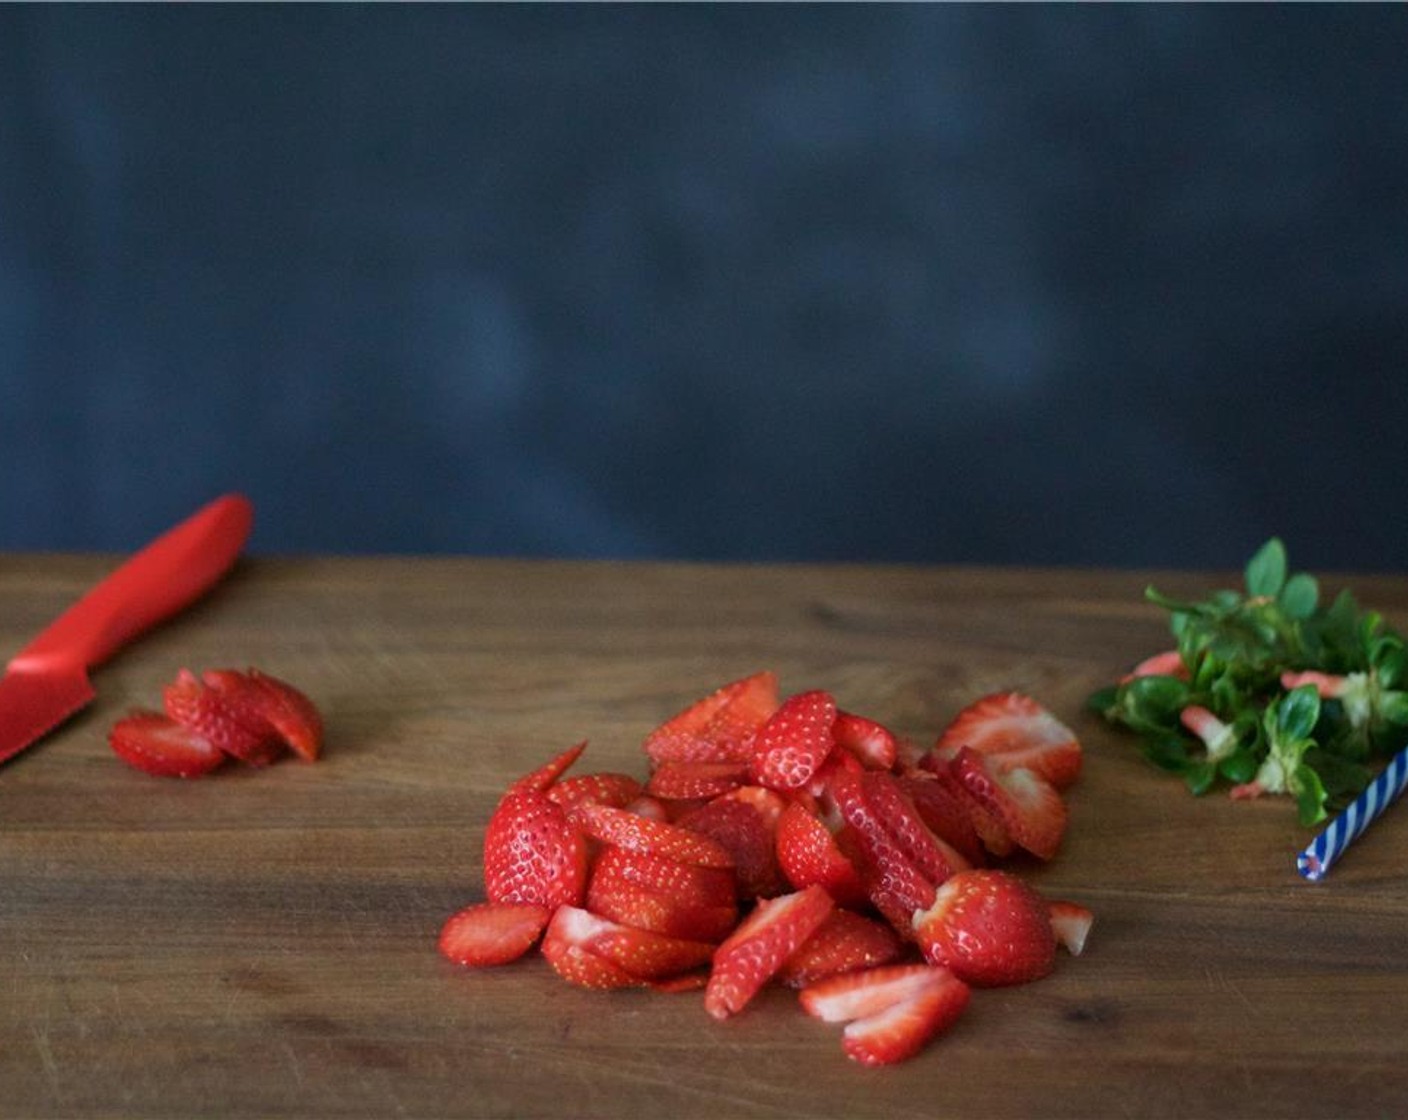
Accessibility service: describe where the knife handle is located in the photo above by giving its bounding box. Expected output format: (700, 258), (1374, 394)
(12, 494), (254, 673)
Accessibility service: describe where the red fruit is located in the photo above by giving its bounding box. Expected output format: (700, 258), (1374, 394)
(108, 710), (225, 778)
(572, 802), (734, 869)
(201, 668), (324, 763)
(546, 771), (643, 813)
(675, 788), (788, 900)
(932, 691), (1082, 791)
(949, 747), (1067, 861)
(860, 771), (969, 888)
(622, 795), (671, 822)
(912, 869), (1056, 987)
(643, 671), (780, 765)
(539, 934), (644, 990)
(587, 846), (738, 941)
(1121, 649), (1188, 683)
(775, 909), (905, 988)
(704, 886), (835, 1020)
(505, 740), (587, 795)
(832, 711), (899, 770)
(163, 669), (282, 765)
(1049, 900), (1094, 956)
(749, 690), (838, 792)
(826, 763), (936, 930)
(545, 905), (716, 981)
(774, 800), (870, 910)
(483, 786), (589, 910)
(894, 771), (987, 867)
(645, 760), (750, 801)
(800, 963), (970, 1067)
(437, 901), (552, 967)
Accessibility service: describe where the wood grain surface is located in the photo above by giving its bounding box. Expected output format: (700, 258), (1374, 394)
(3, 555), (1407, 1119)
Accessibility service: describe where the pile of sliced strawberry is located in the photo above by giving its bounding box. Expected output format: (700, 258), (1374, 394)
(439, 672), (1094, 1066)
(107, 667), (323, 777)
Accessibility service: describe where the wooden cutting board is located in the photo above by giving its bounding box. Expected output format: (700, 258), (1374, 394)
(3, 556), (1406, 1118)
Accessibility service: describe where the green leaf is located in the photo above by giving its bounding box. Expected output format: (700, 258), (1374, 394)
(1245, 539), (1287, 598)
(1121, 675), (1191, 730)
(1378, 691), (1408, 727)
(1139, 732), (1194, 773)
(1278, 573), (1319, 620)
(1276, 685), (1322, 742)
(1218, 748), (1259, 785)
(1086, 685), (1119, 715)
(1292, 765), (1328, 826)
(1184, 760), (1217, 796)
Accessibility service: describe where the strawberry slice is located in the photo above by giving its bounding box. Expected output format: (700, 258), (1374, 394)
(826, 763), (936, 931)
(645, 760), (751, 801)
(749, 690), (838, 792)
(932, 691), (1082, 791)
(1049, 900), (1094, 956)
(199, 668), (324, 763)
(912, 869), (1056, 987)
(437, 901), (552, 967)
(163, 669), (283, 765)
(546, 771), (643, 813)
(675, 788), (788, 900)
(643, 671), (780, 765)
(799, 963), (971, 1067)
(545, 905), (716, 981)
(587, 846), (738, 941)
(108, 710), (226, 778)
(948, 746), (1067, 861)
(572, 802), (734, 869)
(505, 740), (587, 795)
(774, 800), (869, 910)
(483, 786), (589, 910)
(894, 771), (987, 867)
(860, 771), (970, 888)
(704, 885), (835, 1020)
(539, 933), (645, 990)
(775, 909), (905, 988)
(832, 711), (899, 770)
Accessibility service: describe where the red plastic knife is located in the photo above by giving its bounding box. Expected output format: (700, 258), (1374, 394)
(0, 493), (254, 766)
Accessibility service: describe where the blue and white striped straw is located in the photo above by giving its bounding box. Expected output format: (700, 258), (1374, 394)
(1298, 745), (1408, 881)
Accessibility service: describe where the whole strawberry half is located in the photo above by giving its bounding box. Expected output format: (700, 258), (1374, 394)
(912, 869), (1056, 988)
(931, 691), (1082, 791)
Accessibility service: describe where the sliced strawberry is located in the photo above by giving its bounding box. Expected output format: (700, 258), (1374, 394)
(546, 771), (643, 813)
(860, 771), (969, 887)
(774, 800), (870, 910)
(775, 909), (905, 988)
(545, 905), (716, 981)
(1049, 900), (1094, 956)
(108, 710), (226, 778)
(894, 771), (987, 867)
(949, 747), (1067, 861)
(704, 885), (835, 1020)
(201, 668), (323, 763)
(645, 760), (750, 801)
(800, 963), (971, 1067)
(483, 787), (589, 909)
(826, 763), (936, 931)
(749, 690), (838, 792)
(539, 934), (644, 990)
(622, 795), (671, 822)
(163, 669), (283, 766)
(572, 802), (734, 869)
(832, 711), (899, 770)
(503, 740), (587, 795)
(913, 869), (1055, 987)
(437, 901), (552, 967)
(932, 691), (1082, 790)
(239, 668), (325, 762)
(675, 788), (787, 900)
(643, 671), (780, 765)
(587, 846), (738, 941)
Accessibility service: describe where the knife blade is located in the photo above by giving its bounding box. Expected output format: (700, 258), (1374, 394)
(0, 493), (254, 766)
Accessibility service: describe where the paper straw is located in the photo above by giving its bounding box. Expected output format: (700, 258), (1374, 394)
(1297, 745), (1408, 881)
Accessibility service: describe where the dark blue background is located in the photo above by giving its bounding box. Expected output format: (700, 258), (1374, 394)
(4, 6), (1407, 569)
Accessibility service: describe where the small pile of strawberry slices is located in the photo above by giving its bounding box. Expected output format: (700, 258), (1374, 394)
(107, 667), (323, 777)
(440, 672), (1093, 1067)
